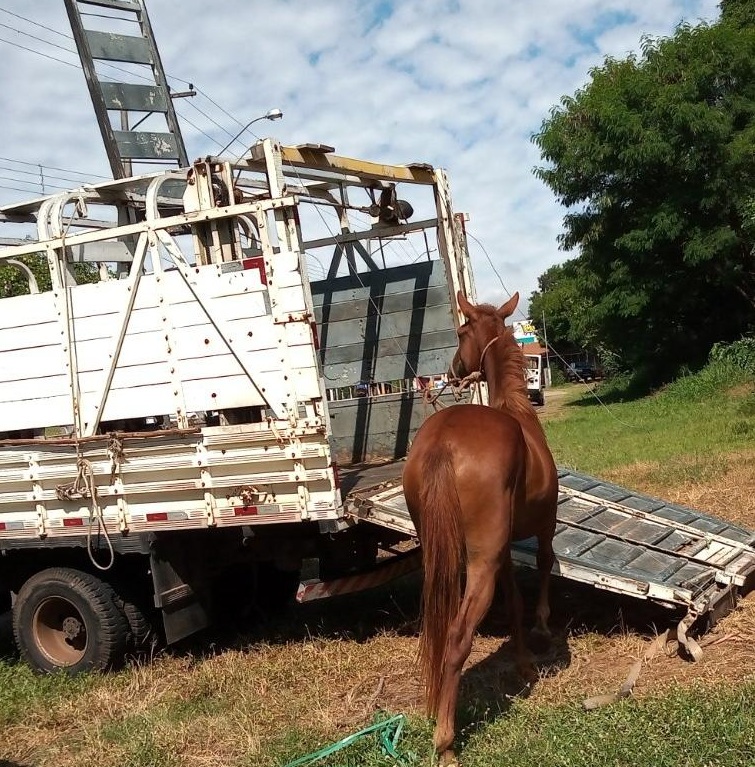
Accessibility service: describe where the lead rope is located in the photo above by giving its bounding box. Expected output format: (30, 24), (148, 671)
(55, 441), (116, 571)
(423, 334), (501, 411)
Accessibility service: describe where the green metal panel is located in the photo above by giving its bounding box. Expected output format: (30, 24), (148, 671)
(312, 259), (456, 384)
(100, 82), (168, 112)
(114, 130), (179, 160)
(327, 390), (462, 463)
(85, 30), (153, 64)
(320, 303), (456, 349)
(313, 285), (451, 324)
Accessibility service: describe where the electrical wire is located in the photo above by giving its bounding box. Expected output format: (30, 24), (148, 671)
(0, 6), (71, 39)
(0, 8), (260, 159)
(0, 156), (109, 179)
(0, 164), (100, 186)
(0, 182), (47, 195)
(282, 162), (433, 383)
(0, 33), (80, 68)
(174, 107), (226, 150)
(466, 225), (639, 428)
(0, 174), (67, 191)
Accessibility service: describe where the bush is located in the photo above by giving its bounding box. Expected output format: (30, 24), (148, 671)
(549, 367), (567, 386)
(664, 359), (751, 402)
(709, 337), (755, 375)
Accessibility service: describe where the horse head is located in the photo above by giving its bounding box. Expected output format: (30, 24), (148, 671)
(450, 291), (519, 379)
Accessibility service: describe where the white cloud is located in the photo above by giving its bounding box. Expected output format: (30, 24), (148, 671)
(0, 0), (720, 316)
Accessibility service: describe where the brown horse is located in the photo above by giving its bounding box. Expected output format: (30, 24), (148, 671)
(402, 290), (558, 765)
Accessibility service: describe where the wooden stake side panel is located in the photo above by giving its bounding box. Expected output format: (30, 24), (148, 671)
(0, 263), (323, 432)
(0, 428), (340, 541)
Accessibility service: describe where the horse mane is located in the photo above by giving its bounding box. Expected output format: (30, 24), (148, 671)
(474, 306), (533, 415)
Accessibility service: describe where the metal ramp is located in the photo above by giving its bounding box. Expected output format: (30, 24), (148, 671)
(64, 0), (189, 179)
(345, 466), (755, 632)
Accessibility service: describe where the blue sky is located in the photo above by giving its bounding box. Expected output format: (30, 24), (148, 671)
(0, 0), (721, 317)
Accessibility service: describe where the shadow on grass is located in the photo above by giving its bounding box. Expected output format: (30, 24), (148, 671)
(0, 611), (16, 663)
(564, 379), (653, 408)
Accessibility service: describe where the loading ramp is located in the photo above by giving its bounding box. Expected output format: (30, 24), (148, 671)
(321, 462), (755, 643)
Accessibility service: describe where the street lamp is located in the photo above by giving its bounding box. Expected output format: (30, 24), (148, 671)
(217, 108), (284, 156)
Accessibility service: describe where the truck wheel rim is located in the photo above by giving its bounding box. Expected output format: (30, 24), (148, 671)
(32, 596), (88, 666)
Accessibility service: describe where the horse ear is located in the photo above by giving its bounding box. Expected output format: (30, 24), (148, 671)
(498, 291), (519, 320)
(457, 290), (477, 320)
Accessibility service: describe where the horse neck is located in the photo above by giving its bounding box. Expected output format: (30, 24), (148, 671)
(483, 341), (537, 417)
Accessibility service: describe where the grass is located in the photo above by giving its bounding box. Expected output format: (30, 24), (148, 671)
(543, 361), (755, 479)
(458, 681), (755, 767)
(1, 359), (755, 767)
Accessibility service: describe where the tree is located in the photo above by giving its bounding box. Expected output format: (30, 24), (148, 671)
(720, 0), (755, 27)
(532, 11), (755, 383)
(1, 252), (101, 299)
(528, 260), (597, 352)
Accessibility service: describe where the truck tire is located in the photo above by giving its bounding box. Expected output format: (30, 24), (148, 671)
(12, 567), (129, 674)
(122, 598), (157, 654)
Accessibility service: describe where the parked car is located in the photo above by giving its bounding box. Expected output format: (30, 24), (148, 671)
(565, 363), (598, 383)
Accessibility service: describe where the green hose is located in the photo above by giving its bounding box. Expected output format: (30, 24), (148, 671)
(282, 712), (412, 766)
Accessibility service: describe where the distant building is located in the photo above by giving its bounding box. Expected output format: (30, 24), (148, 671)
(513, 319), (546, 356)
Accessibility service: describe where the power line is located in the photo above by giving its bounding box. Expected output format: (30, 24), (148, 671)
(465, 230), (516, 303)
(0, 8), (269, 170)
(0, 174), (67, 191)
(174, 108), (225, 150)
(0, 182), (46, 196)
(184, 98), (238, 141)
(0, 164), (99, 186)
(0, 13), (244, 151)
(0, 156), (108, 179)
(0, 34), (80, 69)
(0, 6), (71, 40)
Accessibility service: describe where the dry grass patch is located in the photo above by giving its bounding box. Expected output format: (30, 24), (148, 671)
(604, 448), (755, 529)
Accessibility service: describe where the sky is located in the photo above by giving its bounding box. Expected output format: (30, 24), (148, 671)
(0, 0), (721, 315)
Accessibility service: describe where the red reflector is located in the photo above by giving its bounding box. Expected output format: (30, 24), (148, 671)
(0, 522), (5, 531)
(234, 506), (259, 517)
(146, 512), (169, 522)
(63, 517), (84, 527)
(241, 256), (267, 285)
(310, 320), (320, 351)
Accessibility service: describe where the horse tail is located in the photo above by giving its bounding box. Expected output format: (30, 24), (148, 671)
(417, 443), (465, 717)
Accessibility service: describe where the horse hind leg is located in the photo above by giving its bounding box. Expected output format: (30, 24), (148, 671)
(433, 561), (498, 765)
(531, 532), (555, 651)
(500, 551), (537, 683)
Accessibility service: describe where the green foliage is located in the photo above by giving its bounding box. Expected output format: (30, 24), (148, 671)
(0, 253), (51, 297)
(0, 661), (95, 726)
(549, 366), (567, 386)
(720, 0), (755, 28)
(709, 335), (755, 374)
(0, 252), (101, 298)
(533, 14), (755, 384)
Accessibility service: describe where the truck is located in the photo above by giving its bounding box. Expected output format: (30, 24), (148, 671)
(2, 0), (753, 676)
(0, 140), (477, 672)
(524, 353), (545, 406)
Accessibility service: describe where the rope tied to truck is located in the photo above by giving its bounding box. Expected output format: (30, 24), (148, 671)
(54, 447), (116, 572)
(422, 370), (483, 411)
(422, 334), (502, 411)
(107, 434), (126, 483)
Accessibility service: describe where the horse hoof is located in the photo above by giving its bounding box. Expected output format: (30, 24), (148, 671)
(439, 751), (460, 767)
(517, 661), (538, 685)
(529, 626), (552, 654)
